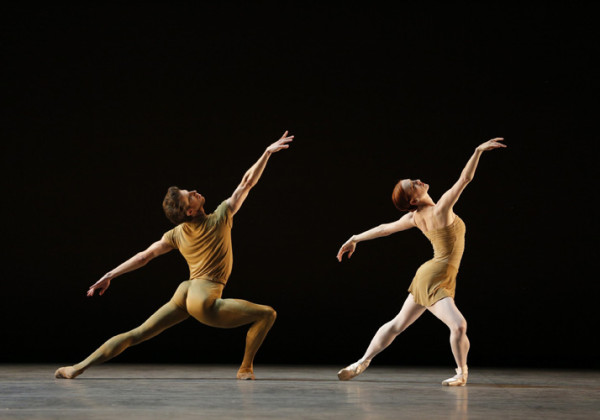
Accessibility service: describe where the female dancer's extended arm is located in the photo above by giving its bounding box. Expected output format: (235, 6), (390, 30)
(436, 137), (506, 212)
(337, 212), (416, 261)
(87, 239), (175, 297)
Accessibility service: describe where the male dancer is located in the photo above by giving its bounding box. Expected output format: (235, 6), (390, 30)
(55, 131), (293, 380)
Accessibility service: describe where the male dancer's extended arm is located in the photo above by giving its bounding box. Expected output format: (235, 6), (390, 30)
(227, 130), (294, 215)
(337, 212), (416, 261)
(87, 239), (174, 296)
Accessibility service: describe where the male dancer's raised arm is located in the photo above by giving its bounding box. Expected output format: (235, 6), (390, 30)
(227, 131), (294, 215)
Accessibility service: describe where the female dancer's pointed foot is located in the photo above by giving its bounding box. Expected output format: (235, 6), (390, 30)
(54, 366), (83, 379)
(236, 367), (255, 380)
(337, 359), (370, 381)
(442, 367), (468, 386)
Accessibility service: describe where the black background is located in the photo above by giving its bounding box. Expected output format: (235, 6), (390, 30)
(1, 2), (597, 369)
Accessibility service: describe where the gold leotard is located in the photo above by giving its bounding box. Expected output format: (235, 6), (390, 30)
(408, 216), (466, 306)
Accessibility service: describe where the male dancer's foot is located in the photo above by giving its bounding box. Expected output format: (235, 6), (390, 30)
(237, 366), (255, 380)
(337, 359), (371, 381)
(442, 366), (468, 386)
(55, 366), (83, 379)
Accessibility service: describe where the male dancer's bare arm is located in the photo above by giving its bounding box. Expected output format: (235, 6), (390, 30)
(437, 137), (506, 212)
(337, 212), (416, 261)
(227, 130), (294, 215)
(87, 239), (174, 297)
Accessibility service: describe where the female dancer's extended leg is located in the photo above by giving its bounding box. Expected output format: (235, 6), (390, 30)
(338, 294), (426, 380)
(427, 297), (470, 385)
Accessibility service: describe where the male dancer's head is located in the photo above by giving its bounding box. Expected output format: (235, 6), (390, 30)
(162, 186), (207, 225)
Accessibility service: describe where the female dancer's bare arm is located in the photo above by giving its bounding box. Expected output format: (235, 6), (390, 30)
(87, 239), (174, 297)
(227, 131), (294, 215)
(436, 137), (506, 212)
(337, 212), (416, 261)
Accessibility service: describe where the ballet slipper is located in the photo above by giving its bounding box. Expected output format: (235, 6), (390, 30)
(337, 359), (371, 381)
(442, 366), (468, 386)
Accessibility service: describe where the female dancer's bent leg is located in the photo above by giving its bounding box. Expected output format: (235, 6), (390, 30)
(185, 279), (277, 380)
(55, 300), (190, 379)
(428, 297), (470, 386)
(338, 294), (426, 380)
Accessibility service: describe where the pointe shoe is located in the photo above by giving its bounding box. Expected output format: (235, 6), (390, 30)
(442, 367), (468, 386)
(337, 360), (370, 381)
(236, 368), (255, 380)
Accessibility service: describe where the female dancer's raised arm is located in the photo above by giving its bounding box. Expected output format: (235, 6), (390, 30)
(437, 137), (506, 213)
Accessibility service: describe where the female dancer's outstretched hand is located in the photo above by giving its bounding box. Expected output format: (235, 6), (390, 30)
(266, 131), (294, 154)
(476, 137), (506, 151)
(87, 274), (112, 297)
(337, 238), (357, 262)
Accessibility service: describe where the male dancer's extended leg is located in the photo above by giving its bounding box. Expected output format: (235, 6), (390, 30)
(338, 294), (425, 380)
(55, 301), (189, 379)
(427, 297), (470, 385)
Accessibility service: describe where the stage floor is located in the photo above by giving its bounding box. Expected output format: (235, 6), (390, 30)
(1, 364), (598, 419)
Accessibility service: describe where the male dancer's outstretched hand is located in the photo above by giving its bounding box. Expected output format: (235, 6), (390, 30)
(86, 240), (174, 297)
(266, 131), (294, 154)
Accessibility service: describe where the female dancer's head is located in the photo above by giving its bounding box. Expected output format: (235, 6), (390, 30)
(392, 179), (429, 212)
(163, 186), (206, 225)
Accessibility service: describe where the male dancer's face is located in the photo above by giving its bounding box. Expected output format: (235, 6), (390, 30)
(180, 189), (205, 217)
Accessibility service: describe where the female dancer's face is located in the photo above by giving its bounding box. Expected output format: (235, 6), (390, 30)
(180, 189), (205, 217)
(402, 179), (429, 203)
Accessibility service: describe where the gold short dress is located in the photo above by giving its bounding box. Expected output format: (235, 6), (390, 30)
(408, 216), (466, 307)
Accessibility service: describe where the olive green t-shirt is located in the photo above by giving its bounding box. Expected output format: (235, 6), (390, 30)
(162, 200), (233, 284)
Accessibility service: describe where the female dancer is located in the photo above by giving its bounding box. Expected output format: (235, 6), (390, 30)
(336, 137), (506, 386)
(55, 131), (293, 380)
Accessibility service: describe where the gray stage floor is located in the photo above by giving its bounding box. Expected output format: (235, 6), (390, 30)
(1, 364), (598, 419)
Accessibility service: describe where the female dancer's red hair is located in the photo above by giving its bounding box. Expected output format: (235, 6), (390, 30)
(392, 180), (418, 212)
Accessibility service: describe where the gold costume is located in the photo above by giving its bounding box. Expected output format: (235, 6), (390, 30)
(408, 216), (466, 307)
(59, 200), (275, 378)
(162, 200), (233, 284)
